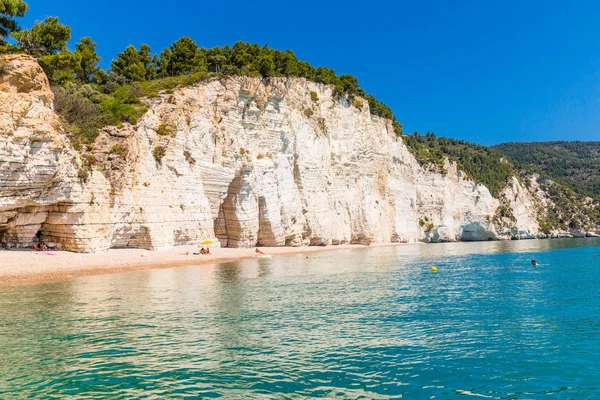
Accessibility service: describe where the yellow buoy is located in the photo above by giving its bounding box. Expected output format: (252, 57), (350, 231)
(431, 266), (437, 272)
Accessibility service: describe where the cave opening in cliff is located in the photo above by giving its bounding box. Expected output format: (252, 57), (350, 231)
(215, 197), (246, 248)
(214, 203), (229, 247)
(215, 173), (244, 248)
(256, 196), (275, 246)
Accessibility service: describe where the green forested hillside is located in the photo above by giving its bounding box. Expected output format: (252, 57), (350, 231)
(401, 134), (600, 201)
(494, 141), (600, 198)
(401, 132), (515, 197)
(402, 135), (600, 232)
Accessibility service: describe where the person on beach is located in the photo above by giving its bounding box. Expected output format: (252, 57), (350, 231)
(33, 242), (39, 251)
(40, 242), (47, 252)
(256, 248), (265, 255)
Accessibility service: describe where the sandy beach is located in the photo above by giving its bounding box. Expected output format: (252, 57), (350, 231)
(0, 243), (410, 286)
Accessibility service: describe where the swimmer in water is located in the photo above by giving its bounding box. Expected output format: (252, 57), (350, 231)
(531, 259), (537, 266)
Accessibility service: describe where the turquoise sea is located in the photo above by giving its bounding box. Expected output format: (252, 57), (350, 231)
(1, 239), (599, 399)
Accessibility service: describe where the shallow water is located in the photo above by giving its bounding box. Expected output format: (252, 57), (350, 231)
(1, 239), (599, 398)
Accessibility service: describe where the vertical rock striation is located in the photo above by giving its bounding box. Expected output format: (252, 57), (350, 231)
(0, 56), (542, 252)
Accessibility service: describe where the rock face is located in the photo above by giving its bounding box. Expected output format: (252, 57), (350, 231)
(0, 55), (542, 252)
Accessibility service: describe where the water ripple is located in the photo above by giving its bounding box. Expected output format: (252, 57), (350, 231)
(0, 239), (599, 398)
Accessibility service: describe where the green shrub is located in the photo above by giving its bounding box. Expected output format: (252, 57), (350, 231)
(110, 144), (127, 156)
(112, 83), (142, 104)
(53, 83), (148, 147)
(156, 123), (173, 136)
(310, 91), (319, 103)
(393, 120), (403, 136)
(152, 146), (166, 163)
(77, 166), (90, 182)
(365, 94), (393, 119)
(352, 98), (363, 110)
(81, 153), (96, 168)
(52, 85), (106, 146)
(138, 72), (210, 98)
(0, 59), (10, 75)
(100, 100), (144, 125)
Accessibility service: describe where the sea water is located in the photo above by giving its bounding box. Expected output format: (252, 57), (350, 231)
(0, 239), (599, 398)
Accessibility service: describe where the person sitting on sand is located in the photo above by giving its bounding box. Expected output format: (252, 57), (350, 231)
(33, 242), (39, 251)
(200, 247), (206, 255)
(40, 241), (47, 252)
(206, 247), (210, 255)
(255, 248), (265, 255)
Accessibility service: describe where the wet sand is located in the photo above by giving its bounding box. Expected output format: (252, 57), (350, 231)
(0, 243), (412, 286)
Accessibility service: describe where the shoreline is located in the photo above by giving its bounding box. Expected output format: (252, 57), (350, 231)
(2, 235), (598, 287)
(0, 242), (414, 287)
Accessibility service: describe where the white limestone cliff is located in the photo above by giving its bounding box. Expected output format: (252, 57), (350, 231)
(0, 55), (543, 252)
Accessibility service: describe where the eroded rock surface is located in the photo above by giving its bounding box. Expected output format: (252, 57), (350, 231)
(0, 56), (543, 252)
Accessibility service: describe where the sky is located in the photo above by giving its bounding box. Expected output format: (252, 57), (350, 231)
(19, 0), (600, 145)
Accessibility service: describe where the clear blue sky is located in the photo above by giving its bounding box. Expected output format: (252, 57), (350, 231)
(21, 0), (600, 145)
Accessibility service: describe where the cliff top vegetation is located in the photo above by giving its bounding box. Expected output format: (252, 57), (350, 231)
(0, 1), (401, 148)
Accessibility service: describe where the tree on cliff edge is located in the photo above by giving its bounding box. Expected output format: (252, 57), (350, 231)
(158, 36), (203, 77)
(0, 0), (28, 51)
(12, 16), (83, 84)
(111, 44), (156, 82)
(13, 16), (70, 57)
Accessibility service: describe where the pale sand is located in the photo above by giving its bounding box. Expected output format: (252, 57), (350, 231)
(0, 243), (411, 286)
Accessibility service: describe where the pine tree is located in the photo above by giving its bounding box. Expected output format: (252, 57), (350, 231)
(0, 0), (27, 50)
(13, 16), (70, 57)
(111, 43), (157, 82)
(159, 36), (202, 76)
(75, 37), (102, 82)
